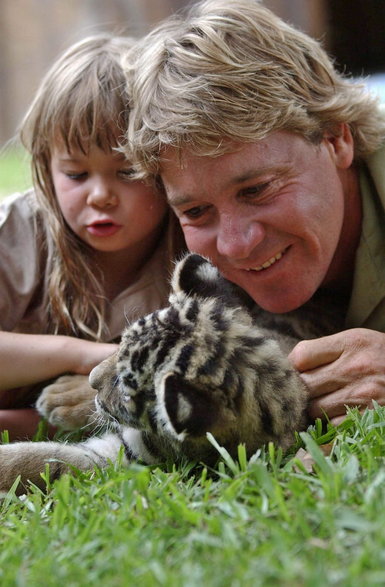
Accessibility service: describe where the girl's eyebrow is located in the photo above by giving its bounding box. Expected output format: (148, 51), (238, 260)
(57, 156), (81, 162)
(53, 149), (84, 162)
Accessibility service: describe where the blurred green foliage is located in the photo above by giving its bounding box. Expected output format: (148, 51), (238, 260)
(0, 146), (31, 199)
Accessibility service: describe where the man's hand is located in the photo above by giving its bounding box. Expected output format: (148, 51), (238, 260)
(288, 328), (385, 425)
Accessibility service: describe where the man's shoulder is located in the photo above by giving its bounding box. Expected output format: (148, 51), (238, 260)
(363, 134), (385, 207)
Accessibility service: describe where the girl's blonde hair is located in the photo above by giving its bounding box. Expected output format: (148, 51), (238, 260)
(126, 0), (385, 176)
(20, 34), (136, 340)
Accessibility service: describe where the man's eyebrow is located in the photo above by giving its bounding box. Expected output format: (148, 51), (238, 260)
(166, 192), (195, 207)
(231, 165), (289, 184)
(166, 165), (290, 207)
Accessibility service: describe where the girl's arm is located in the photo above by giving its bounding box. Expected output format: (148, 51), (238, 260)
(0, 331), (118, 391)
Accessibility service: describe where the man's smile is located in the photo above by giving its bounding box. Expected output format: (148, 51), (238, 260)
(247, 247), (288, 272)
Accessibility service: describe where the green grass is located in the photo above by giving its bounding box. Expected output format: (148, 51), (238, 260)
(0, 145), (31, 199)
(2, 406), (385, 586)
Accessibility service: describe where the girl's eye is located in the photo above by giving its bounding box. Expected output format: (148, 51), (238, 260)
(118, 168), (135, 180)
(65, 171), (87, 181)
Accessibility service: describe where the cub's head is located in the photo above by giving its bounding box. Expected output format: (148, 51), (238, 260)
(90, 253), (307, 462)
(89, 254), (261, 454)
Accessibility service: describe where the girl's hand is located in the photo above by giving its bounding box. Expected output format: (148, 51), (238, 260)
(0, 332), (118, 391)
(70, 340), (119, 375)
(288, 328), (385, 425)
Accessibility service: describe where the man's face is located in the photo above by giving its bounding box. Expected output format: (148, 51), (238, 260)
(161, 130), (357, 313)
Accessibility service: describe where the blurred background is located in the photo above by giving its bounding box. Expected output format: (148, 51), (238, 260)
(1, 0), (385, 192)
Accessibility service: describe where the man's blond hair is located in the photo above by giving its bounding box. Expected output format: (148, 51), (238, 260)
(126, 0), (385, 177)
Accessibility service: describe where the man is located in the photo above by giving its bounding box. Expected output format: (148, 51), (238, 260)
(126, 0), (385, 424)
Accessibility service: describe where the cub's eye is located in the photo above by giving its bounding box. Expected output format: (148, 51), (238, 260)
(120, 372), (138, 391)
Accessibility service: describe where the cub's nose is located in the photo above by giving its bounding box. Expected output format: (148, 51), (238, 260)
(89, 350), (118, 393)
(89, 362), (104, 390)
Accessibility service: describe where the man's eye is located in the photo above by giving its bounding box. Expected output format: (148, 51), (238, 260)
(183, 205), (208, 219)
(240, 182), (270, 198)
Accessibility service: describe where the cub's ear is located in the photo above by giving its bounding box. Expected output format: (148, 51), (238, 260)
(171, 253), (220, 297)
(171, 253), (252, 307)
(159, 371), (218, 438)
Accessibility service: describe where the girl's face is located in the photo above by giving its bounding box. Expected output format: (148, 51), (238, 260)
(51, 143), (168, 261)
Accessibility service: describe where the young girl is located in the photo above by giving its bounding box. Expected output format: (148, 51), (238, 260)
(0, 34), (185, 439)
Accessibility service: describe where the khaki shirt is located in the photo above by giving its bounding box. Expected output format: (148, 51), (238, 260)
(346, 143), (385, 331)
(0, 189), (185, 341)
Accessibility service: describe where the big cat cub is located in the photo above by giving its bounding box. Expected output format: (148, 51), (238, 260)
(0, 253), (343, 493)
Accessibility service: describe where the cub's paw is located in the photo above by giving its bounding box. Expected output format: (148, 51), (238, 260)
(36, 375), (98, 431)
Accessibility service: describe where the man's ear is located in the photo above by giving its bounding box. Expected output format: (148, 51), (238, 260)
(323, 123), (354, 169)
(159, 371), (217, 437)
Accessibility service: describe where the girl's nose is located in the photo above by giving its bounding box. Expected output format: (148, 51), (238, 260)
(87, 179), (118, 208)
(216, 214), (265, 261)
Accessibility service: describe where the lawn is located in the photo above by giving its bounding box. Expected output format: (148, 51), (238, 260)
(0, 145), (31, 199)
(1, 151), (385, 586)
(1, 408), (385, 585)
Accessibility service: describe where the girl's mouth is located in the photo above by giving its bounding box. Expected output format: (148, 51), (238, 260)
(87, 221), (121, 238)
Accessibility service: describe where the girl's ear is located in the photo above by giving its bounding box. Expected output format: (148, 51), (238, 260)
(323, 123), (354, 169)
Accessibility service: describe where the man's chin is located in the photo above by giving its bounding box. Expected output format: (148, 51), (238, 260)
(245, 290), (312, 314)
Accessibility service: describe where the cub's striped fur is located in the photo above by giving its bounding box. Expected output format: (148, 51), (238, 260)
(92, 254), (308, 464)
(0, 254), (342, 493)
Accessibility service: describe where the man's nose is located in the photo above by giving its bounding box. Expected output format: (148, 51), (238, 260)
(216, 214), (265, 260)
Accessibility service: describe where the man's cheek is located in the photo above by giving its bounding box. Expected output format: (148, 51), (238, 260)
(183, 229), (210, 256)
